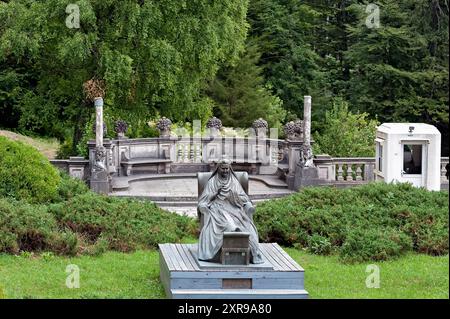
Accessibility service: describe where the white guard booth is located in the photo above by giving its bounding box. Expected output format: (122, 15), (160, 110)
(374, 123), (441, 191)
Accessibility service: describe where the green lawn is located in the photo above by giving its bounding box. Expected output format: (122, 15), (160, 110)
(0, 249), (448, 299)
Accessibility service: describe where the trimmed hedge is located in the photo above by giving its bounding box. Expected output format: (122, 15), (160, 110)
(48, 193), (195, 252)
(0, 137), (195, 256)
(255, 182), (448, 262)
(0, 136), (60, 203)
(0, 198), (77, 255)
(54, 172), (90, 203)
(0, 192), (196, 256)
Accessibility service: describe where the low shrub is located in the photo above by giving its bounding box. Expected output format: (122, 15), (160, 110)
(0, 136), (61, 203)
(49, 193), (195, 251)
(340, 227), (412, 262)
(0, 198), (61, 254)
(307, 234), (333, 255)
(54, 172), (90, 202)
(255, 182), (448, 262)
(0, 189), (196, 255)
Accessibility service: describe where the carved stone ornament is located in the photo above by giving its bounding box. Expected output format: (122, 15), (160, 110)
(252, 118), (268, 137)
(92, 146), (107, 179)
(299, 144), (314, 168)
(284, 120), (303, 140)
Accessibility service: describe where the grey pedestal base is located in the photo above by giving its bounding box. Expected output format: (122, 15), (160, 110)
(293, 166), (319, 190)
(159, 243), (308, 299)
(286, 174), (296, 190)
(90, 179), (110, 194)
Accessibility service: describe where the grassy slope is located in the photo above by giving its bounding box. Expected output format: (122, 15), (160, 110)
(0, 130), (59, 159)
(0, 249), (447, 299)
(285, 248), (449, 299)
(0, 250), (164, 299)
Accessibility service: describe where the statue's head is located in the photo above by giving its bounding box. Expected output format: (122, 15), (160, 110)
(217, 158), (232, 179)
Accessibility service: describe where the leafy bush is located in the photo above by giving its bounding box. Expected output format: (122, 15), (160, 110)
(340, 227), (412, 262)
(255, 182), (448, 262)
(0, 198), (76, 254)
(56, 137), (75, 159)
(0, 190), (196, 255)
(307, 234), (333, 255)
(0, 136), (61, 203)
(54, 172), (90, 203)
(313, 99), (378, 157)
(49, 193), (195, 252)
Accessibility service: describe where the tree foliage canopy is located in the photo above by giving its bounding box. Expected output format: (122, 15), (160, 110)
(313, 99), (379, 157)
(0, 0), (448, 156)
(0, 0), (249, 143)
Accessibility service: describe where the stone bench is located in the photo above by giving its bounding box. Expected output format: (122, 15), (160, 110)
(121, 151), (171, 176)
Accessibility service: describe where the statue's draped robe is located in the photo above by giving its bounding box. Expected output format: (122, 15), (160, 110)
(198, 172), (263, 264)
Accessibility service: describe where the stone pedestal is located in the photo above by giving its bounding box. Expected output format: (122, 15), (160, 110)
(286, 174), (296, 190)
(286, 139), (303, 190)
(68, 156), (88, 180)
(294, 166), (319, 190)
(90, 167), (110, 194)
(90, 179), (110, 194)
(159, 243), (308, 299)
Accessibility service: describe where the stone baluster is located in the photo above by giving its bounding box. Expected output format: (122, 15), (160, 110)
(271, 148), (278, 165)
(337, 164), (344, 181)
(195, 144), (202, 163)
(345, 164), (354, 181)
(183, 144), (189, 163)
(441, 162), (447, 180)
(177, 144), (183, 162)
(189, 144), (195, 163)
(356, 164), (363, 181)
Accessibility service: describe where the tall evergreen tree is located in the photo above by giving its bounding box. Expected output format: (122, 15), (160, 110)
(206, 39), (285, 129)
(247, 0), (323, 117)
(345, 0), (449, 153)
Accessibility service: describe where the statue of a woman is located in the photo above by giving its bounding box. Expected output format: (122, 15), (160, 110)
(198, 159), (264, 264)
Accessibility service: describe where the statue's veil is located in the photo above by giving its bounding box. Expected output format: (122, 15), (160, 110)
(209, 157), (238, 180)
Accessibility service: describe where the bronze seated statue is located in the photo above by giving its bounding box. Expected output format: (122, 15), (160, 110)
(197, 158), (263, 265)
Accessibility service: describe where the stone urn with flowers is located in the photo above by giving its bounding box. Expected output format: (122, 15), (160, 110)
(114, 120), (128, 139)
(156, 117), (172, 138)
(206, 117), (222, 137)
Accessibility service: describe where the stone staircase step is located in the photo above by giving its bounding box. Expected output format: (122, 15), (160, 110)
(113, 192), (292, 203)
(171, 288), (308, 299)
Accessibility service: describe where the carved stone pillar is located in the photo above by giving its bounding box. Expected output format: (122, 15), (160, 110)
(90, 97), (110, 194)
(286, 139), (303, 190)
(293, 96), (318, 190)
(95, 98), (104, 148)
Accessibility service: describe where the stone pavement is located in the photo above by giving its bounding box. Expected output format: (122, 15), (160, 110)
(111, 174), (294, 217)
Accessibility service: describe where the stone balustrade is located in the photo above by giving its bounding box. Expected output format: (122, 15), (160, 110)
(53, 139), (449, 190)
(51, 128), (449, 193)
(85, 136), (285, 177)
(314, 155), (375, 185)
(441, 157), (449, 182)
(314, 155), (450, 188)
(333, 158), (375, 183)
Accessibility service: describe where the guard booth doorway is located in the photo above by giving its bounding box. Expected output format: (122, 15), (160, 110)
(402, 142), (427, 188)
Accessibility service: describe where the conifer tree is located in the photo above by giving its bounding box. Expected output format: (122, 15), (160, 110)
(207, 39), (285, 129)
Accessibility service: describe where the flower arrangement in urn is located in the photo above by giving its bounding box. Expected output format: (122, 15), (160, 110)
(284, 119), (303, 140)
(252, 118), (268, 137)
(156, 117), (172, 137)
(114, 119), (128, 138)
(206, 117), (222, 136)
